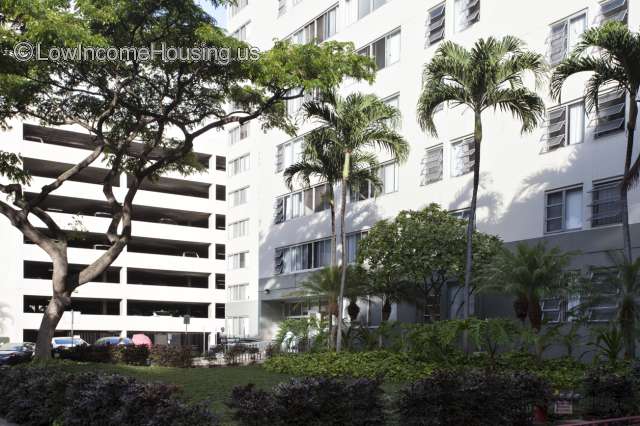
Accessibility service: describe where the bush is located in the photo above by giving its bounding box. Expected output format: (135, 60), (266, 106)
(0, 366), (218, 425)
(581, 365), (638, 419)
(228, 377), (385, 426)
(398, 370), (550, 426)
(56, 344), (149, 365)
(0, 367), (68, 426)
(264, 351), (435, 382)
(150, 345), (193, 368)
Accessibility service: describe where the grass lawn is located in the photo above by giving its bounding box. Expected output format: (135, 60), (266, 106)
(53, 362), (293, 424)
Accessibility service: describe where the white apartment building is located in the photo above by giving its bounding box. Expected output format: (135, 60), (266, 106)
(0, 122), (229, 350)
(227, 0), (640, 340)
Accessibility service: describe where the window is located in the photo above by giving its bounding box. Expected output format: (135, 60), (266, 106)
(542, 101), (585, 152)
(226, 316), (249, 337)
(549, 12), (586, 66)
(275, 137), (304, 172)
(215, 273), (226, 290)
(274, 239), (331, 274)
(289, 6), (338, 44)
(451, 136), (474, 177)
(590, 179), (622, 227)
(228, 154), (250, 176)
(545, 186), (583, 233)
(356, 0), (387, 20)
(215, 244), (226, 260)
(229, 187), (248, 207)
(215, 185), (226, 201)
(589, 90), (626, 138)
(346, 231), (368, 264)
(349, 161), (399, 201)
(275, 186), (325, 223)
(450, 208), (471, 221)
(383, 94), (401, 129)
(228, 252), (248, 270)
(585, 267), (618, 322)
(230, 0), (248, 16)
(215, 303), (225, 319)
(597, 0), (628, 26)
(229, 283), (249, 302)
(358, 29), (401, 71)
(421, 145), (443, 185)
(426, 2), (446, 46)
(229, 219), (249, 239)
(229, 122), (249, 145)
(215, 214), (226, 231)
(232, 23), (249, 42)
(215, 156), (226, 171)
(454, 0), (480, 32)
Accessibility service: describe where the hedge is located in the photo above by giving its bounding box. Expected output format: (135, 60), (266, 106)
(228, 377), (385, 426)
(0, 367), (218, 426)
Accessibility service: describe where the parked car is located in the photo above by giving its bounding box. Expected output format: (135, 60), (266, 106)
(0, 342), (35, 366)
(51, 336), (88, 350)
(94, 337), (133, 347)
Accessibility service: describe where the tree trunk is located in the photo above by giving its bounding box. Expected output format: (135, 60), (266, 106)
(513, 295), (529, 325)
(621, 298), (636, 359)
(336, 152), (351, 353)
(34, 256), (71, 359)
(528, 293), (542, 333)
(330, 186), (337, 267)
(621, 94), (637, 263)
(381, 299), (392, 322)
(347, 299), (360, 322)
(462, 112), (483, 351)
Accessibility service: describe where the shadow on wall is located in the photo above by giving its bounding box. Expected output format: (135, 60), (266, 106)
(0, 301), (15, 342)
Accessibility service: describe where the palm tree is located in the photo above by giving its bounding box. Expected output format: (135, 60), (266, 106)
(284, 136), (383, 267)
(417, 37), (545, 325)
(303, 90), (409, 352)
(551, 21), (640, 264)
(292, 265), (365, 348)
(479, 242), (573, 332)
(578, 251), (640, 359)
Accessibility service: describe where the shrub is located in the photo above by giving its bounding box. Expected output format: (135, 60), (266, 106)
(228, 377), (385, 426)
(0, 366), (218, 425)
(150, 345), (193, 368)
(581, 365), (638, 419)
(398, 370), (550, 426)
(56, 344), (149, 365)
(264, 351), (435, 382)
(61, 373), (217, 426)
(0, 367), (68, 426)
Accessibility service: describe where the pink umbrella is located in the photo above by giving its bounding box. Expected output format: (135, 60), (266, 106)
(132, 334), (152, 348)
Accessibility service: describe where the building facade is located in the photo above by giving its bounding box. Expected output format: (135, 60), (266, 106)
(0, 122), (229, 350)
(226, 0), (640, 340)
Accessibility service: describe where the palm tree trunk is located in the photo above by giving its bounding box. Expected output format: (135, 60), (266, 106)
(329, 186), (337, 267)
(621, 94), (637, 263)
(462, 112), (482, 351)
(336, 152), (351, 352)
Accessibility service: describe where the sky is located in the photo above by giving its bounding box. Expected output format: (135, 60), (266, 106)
(197, 1), (228, 30)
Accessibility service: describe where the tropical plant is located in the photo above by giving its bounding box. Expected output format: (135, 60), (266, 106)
(589, 326), (625, 365)
(291, 265), (366, 348)
(417, 37), (546, 325)
(577, 252), (640, 358)
(479, 242), (574, 332)
(302, 90), (409, 351)
(466, 318), (520, 368)
(551, 21), (640, 263)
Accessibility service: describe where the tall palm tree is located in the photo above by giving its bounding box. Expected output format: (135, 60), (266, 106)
(551, 21), (640, 263)
(304, 90), (409, 352)
(578, 251), (640, 359)
(417, 37), (545, 325)
(284, 136), (383, 267)
(479, 242), (573, 332)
